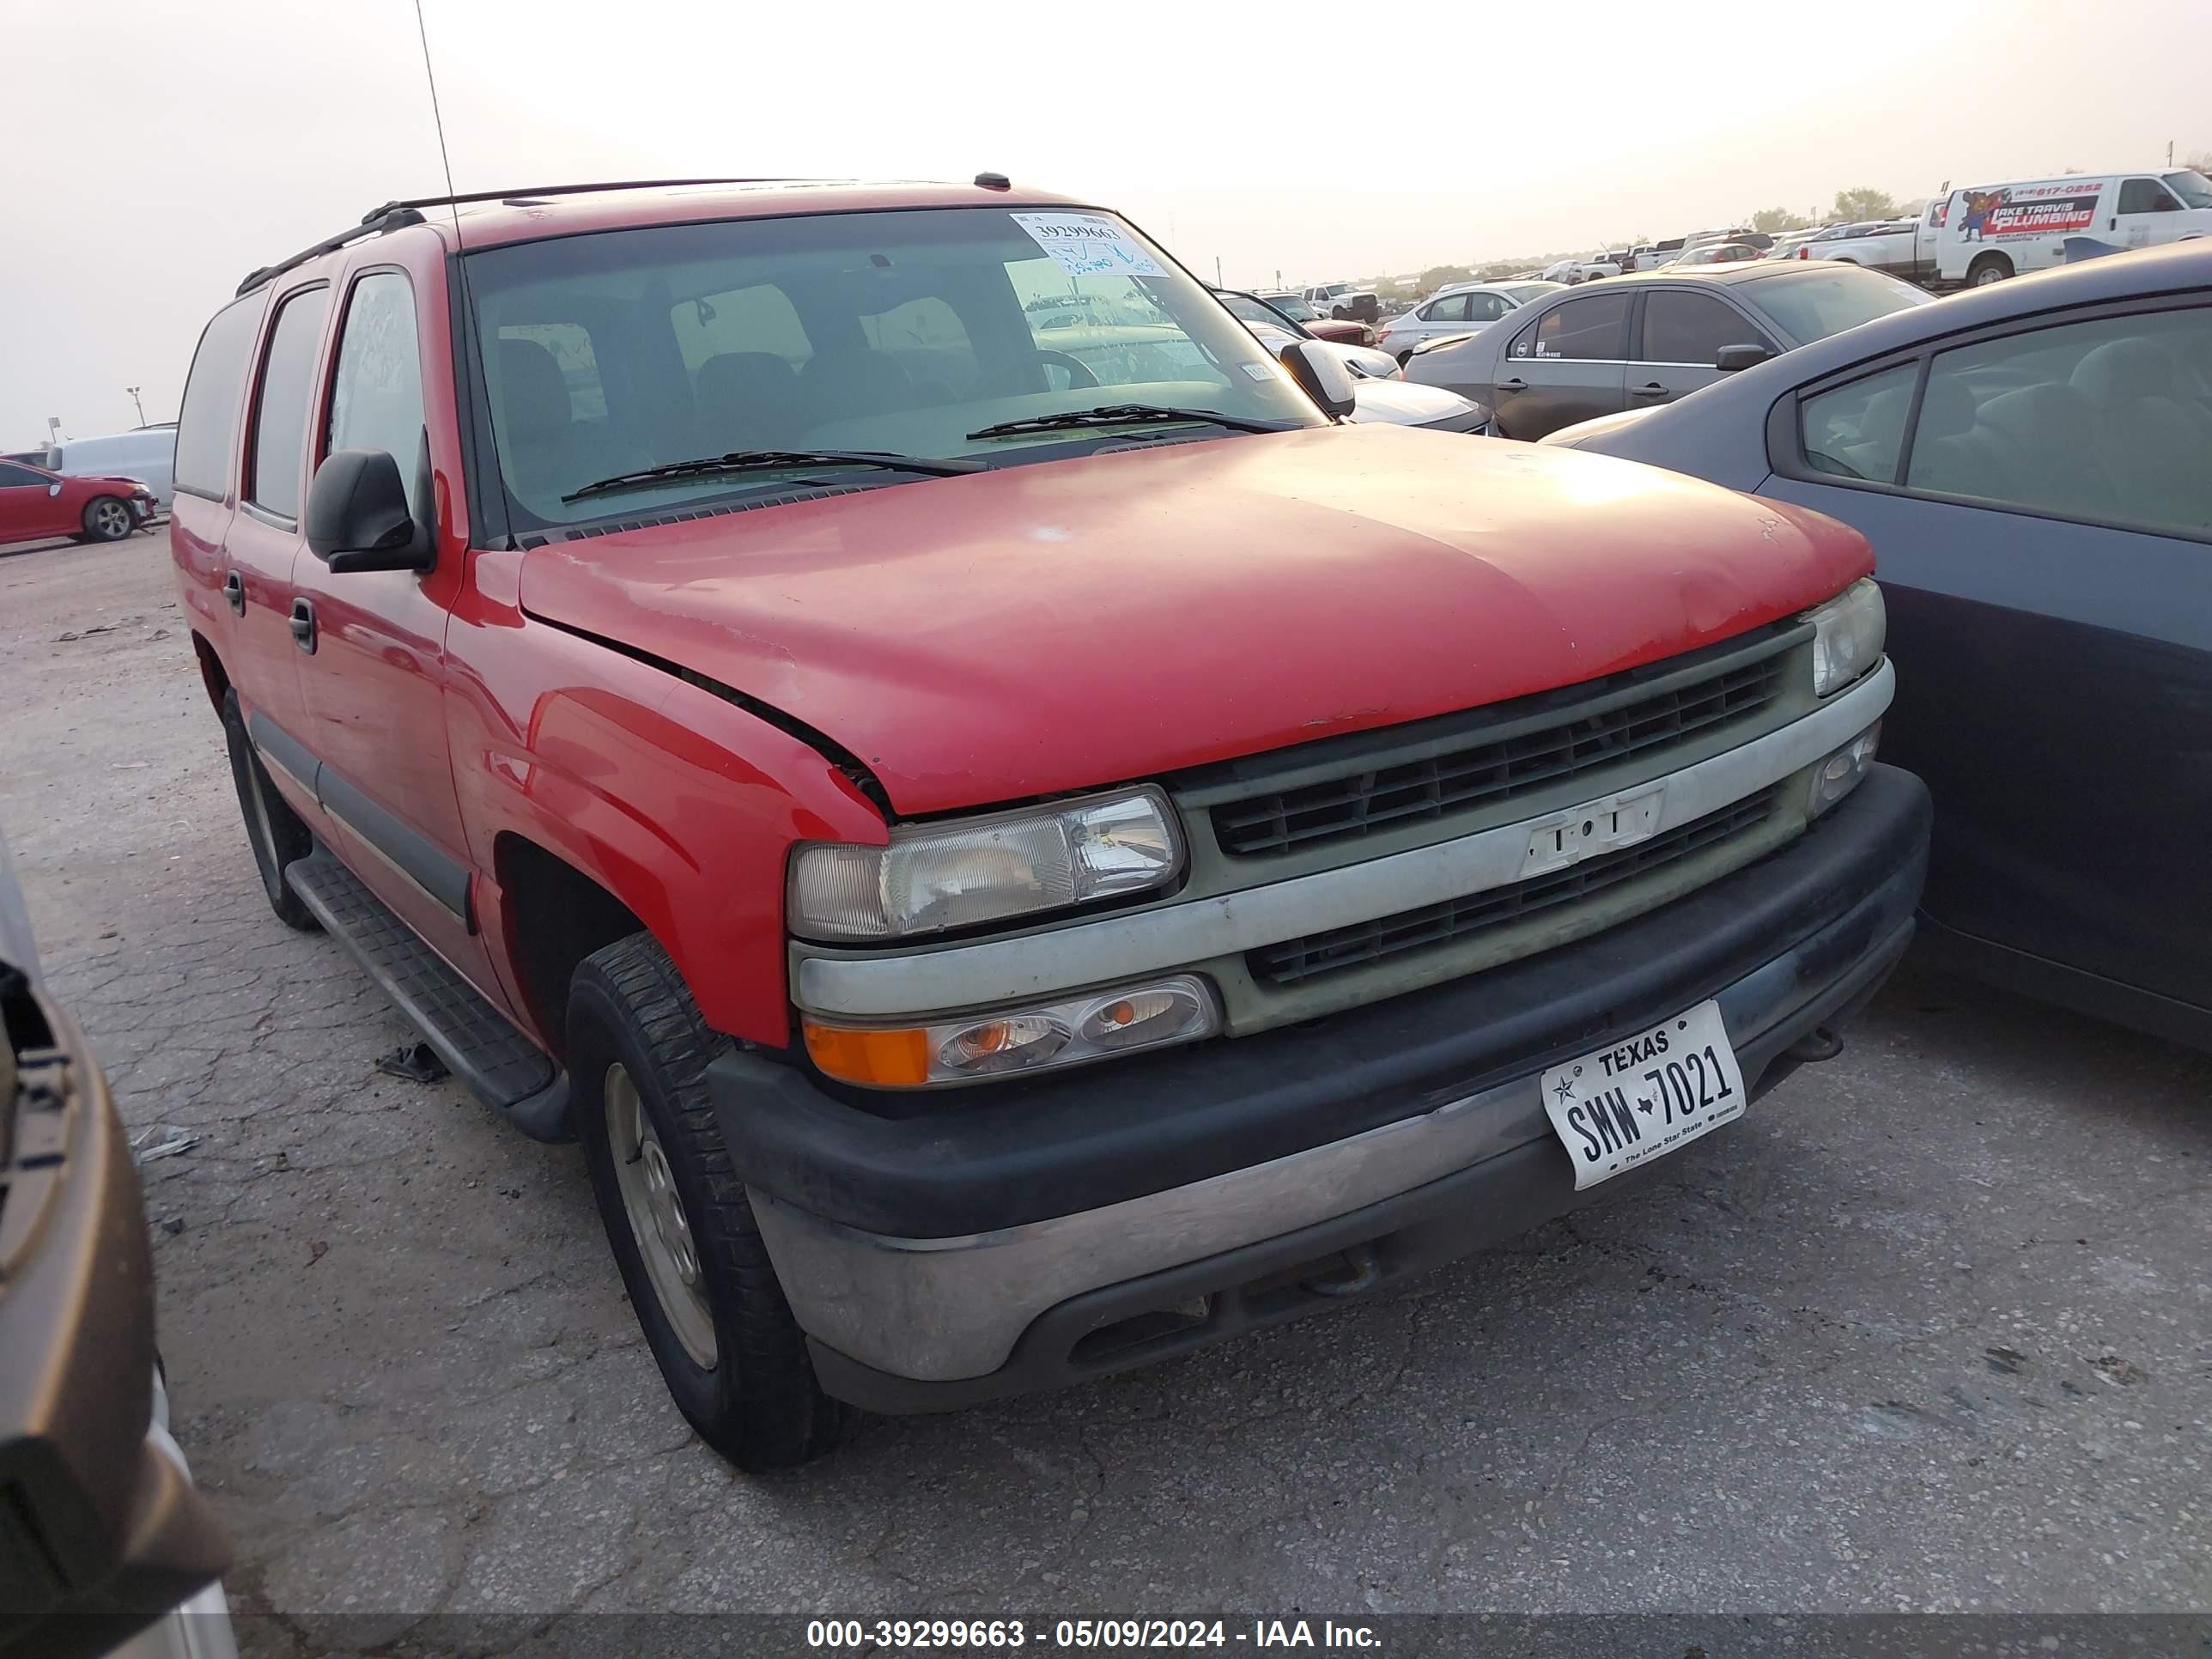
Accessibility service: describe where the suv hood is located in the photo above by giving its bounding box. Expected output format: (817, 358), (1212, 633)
(518, 425), (1869, 816)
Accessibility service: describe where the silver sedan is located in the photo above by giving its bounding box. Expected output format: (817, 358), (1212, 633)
(1375, 282), (1562, 365)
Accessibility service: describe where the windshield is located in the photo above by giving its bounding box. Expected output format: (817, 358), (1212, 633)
(1503, 283), (1560, 302)
(465, 206), (1318, 528)
(1747, 265), (1931, 344)
(2162, 170), (2212, 209)
(1263, 295), (1321, 321)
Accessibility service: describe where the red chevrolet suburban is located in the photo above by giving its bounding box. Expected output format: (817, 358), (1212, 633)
(169, 178), (1926, 1468)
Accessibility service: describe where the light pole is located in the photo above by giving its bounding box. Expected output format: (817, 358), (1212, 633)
(127, 386), (147, 426)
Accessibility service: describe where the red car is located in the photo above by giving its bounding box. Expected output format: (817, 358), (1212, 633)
(171, 177), (1923, 1469)
(1253, 289), (1376, 345)
(0, 458), (155, 548)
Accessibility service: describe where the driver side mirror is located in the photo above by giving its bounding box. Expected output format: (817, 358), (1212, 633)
(1715, 343), (1772, 373)
(1279, 340), (1358, 420)
(305, 448), (433, 574)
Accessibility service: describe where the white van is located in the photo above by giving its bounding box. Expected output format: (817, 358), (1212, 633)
(45, 426), (177, 509)
(1924, 169), (2212, 286)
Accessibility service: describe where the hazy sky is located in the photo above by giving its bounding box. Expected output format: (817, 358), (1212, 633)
(3, 0), (2205, 446)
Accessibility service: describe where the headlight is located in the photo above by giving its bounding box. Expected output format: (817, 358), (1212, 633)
(788, 787), (1182, 941)
(1808, 721), (1881, 817)
(1805, 578), (1886, 696)
(803, 975), (1220, 1087)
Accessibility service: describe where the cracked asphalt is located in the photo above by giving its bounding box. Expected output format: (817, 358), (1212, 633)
(3, 534), (2207, 1647)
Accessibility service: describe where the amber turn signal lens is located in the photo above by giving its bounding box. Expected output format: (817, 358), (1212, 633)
(803, 1020), (930, 1086)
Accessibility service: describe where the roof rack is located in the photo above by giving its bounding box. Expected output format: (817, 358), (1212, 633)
(356, 178), (796, 222)
(235, 179), (842, 299)
(235, 204), (427, 297)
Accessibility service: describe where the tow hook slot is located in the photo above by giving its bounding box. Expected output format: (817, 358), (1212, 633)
(1785, 1024), (1844, 1063)
(1303, 1245), (1381, 1299)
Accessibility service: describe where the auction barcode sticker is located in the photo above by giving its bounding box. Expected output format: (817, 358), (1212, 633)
(1012, 212), (1164, 279)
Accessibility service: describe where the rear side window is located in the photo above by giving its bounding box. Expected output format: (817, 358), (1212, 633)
(1799, 362), (1918, 483)
(247, 288), (331, 519)
(1511, 293), (1628, 361)
(1424, 294), (1471, 323)
(173, 295), (265, 501)
(1640, 292), (1771, 366)
(326, 271), (427, 518)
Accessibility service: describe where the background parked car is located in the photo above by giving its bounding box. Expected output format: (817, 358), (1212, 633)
(1212, 289), (1400, 378)
(1673, 242), (1765, 268)
(1376, 282), (1561, 363)
(1245, 289), (1376, 346)
(0, 457), (156, 548)
(1407, 263), (1931, 439)
(1221, 304), (1490, 429)
(1543, 240), (2212, 1048)
(1300, 280), (1381, 321)
(1540, 254), (1621, 284)
(44, 426), (178, 510)
(1, 830), (239, 1659)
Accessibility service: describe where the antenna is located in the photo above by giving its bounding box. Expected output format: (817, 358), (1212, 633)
(411, 0), (464, 251)
(410, 0), (482, 547)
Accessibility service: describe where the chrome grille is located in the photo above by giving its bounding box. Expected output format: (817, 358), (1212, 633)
(1212, 653), (1788, 859)
(1249, 788), (1781, 988)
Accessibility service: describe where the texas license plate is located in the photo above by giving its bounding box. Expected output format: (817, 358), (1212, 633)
(1540, 1000), (1746, 1190)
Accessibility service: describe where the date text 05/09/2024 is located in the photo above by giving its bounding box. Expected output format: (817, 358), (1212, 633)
(805, 1620), (1382, 1650)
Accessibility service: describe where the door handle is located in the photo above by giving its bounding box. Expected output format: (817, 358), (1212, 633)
(222, 570), (245, 616)
(289, 598), (317, 654)
(1631, 382), (1670, 399)
(1496, 378), (1528, 393)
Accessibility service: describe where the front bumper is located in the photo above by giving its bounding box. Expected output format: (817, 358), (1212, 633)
(714, 765), (1929, 1408)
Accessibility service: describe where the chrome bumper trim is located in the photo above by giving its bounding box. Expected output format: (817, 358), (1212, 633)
(793, 660), (1893, 1018)
(750, 898), (1911, 1384)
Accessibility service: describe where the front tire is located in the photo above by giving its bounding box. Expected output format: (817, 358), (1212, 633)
(221, 690), (319, 931)
(570, 933), (849, 1471)
(1966, 252), (2014, 287)
(82, 496), (135, 542)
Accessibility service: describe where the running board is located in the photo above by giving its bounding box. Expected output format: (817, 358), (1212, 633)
(284, 849), (571, 1141)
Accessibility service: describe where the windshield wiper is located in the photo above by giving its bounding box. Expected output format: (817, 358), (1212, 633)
(965, 404), (1294, 441)
(562, 448), (982, 503)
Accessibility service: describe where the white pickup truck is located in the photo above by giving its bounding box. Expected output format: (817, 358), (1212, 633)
(1800, 170), (2212, 288)
(1300, 281), (1382, 321)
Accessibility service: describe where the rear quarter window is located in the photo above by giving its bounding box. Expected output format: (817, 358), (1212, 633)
(173, 295), (267, 501)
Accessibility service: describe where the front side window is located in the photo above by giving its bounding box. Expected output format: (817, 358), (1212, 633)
(325, 271), (427, 517)
(1641, 292), (1771, 365)
(1902, 307), (2212, 538)
(0, 463), (46, 488)
(1798, 362), (1918, 483)
(1511, 292), (1628, 361)
(2117, 178), (2179, 215)
(174, 294), (266, 501)
(1468, 293), (1513, 322)
(465, 207), (1316, 528)
(248, 287), (331, 519)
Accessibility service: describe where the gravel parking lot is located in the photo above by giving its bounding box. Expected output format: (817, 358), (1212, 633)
(3, 535), (2208, 1646)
